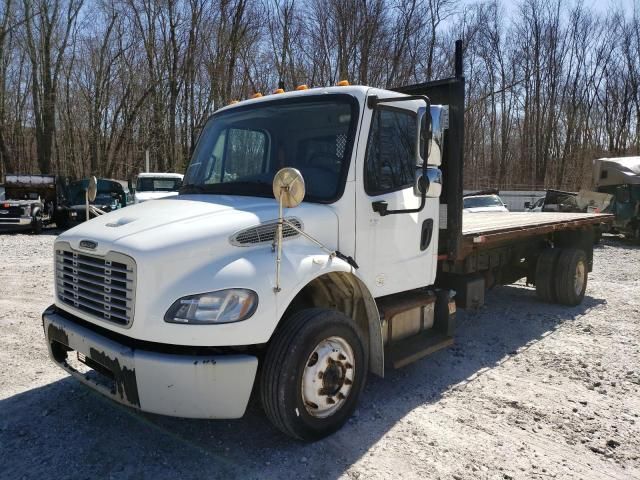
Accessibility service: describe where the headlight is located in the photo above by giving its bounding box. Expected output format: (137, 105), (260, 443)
(22, 205), (31, 216)
(164, 289), (258, 324)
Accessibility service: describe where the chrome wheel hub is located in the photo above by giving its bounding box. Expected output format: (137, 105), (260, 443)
(301, 336), (355, 418)
(574, 260), (586, 296)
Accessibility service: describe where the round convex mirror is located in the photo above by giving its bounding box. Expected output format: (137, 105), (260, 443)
(87, 176), (98, 202)
(272, 168), (305, 208)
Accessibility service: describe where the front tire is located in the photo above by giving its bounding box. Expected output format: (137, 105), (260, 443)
(31, 214), (43, 234)
(260, 308), (367, 441)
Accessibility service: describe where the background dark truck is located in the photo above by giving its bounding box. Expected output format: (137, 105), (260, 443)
(59, 178), (132, 229)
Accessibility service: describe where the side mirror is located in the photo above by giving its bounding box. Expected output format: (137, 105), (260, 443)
(416, 106), (430, 166)
(414, 167), (442, 198)
(427, 106), (446, 166)
(273, 167), (305, 208)
(87, 176), (97, 202)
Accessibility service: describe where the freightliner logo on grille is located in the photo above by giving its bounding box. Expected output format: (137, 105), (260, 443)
(79, 240), (97, 250)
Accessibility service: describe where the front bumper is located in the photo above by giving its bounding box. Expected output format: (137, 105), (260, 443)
(43, 306), (258, 418)
(0, 216), (32, 229)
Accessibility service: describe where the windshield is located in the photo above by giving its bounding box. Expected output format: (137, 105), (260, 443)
(137, 177), (182, 192)
(182, 95), (359, 203)
(464, 195), (504, 208)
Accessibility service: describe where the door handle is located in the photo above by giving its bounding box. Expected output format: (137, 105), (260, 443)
(420, 219), (434, 251)
(371, 200), (389, 216)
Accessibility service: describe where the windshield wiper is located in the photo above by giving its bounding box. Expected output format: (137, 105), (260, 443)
(179, 180), (274, 197)
(224, 180), (272, 186)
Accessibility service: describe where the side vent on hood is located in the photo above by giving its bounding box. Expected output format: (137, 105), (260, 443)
(230, 218), (303, 247)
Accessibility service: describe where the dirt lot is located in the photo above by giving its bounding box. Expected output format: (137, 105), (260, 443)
(1, 230), (639, 480)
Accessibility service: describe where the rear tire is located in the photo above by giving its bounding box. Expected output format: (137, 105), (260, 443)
(535, 248), (560, 303)
(554, 248), (587, 306)
(32, 215), (43, 234)
(260, 308), (367, 441)
(593, 227), (602, 244)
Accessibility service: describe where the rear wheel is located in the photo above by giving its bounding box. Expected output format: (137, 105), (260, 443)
(593, 226), (602, 244)
(260, 308), (367, 441)
(554, 248), (588, 306)
(535, 248), (560, 303)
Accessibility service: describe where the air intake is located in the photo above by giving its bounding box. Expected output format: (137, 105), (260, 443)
(55, 242), (136, 327)
(230, 218), (303, 246)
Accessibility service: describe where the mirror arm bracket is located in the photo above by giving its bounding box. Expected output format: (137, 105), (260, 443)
(372, 193), (427, 217)
(335, 251), (359, 269)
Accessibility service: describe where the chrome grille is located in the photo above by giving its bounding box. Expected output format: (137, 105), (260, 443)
(230, 218), (303, 246)
(55, 243), (136, 327)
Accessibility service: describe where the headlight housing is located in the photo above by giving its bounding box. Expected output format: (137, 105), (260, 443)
(164, 289), (258, 324)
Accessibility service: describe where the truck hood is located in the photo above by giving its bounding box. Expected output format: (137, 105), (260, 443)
(58, 194), (339, 257)
(135, 191), (179, 203)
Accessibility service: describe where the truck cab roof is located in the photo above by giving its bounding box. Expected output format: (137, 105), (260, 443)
(216, 85), (421, 114)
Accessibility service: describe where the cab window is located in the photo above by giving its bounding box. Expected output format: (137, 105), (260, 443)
(203, 128), (269, 184)
(364, 108), (416, 195)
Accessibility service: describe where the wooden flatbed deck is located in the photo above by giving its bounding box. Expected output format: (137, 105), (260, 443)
(461, 212), (613, 251)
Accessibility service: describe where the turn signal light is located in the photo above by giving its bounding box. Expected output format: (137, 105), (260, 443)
(337, 80), (350, 86)
(296, 84), (309, 91)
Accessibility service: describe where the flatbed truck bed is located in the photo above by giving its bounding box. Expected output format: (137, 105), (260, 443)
(438, 212), (613, 307)
(462, 212), (612, 249)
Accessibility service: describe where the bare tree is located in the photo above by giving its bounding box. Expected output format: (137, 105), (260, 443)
(0, 0), (637, 189)
(22, 0), (84, 173)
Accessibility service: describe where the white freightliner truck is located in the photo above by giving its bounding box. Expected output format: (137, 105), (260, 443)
(42, 44), (611, 440)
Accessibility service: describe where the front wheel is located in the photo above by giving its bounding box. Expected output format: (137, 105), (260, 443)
(31, 214), (43, 234)
(260, 308), (367, 441)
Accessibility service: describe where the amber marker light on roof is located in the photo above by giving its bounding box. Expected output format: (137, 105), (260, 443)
(229, 100), (239, 105)
(337, 80), (350, 86)
(273, 88), (285, 94)
(251, 93), (263, 98)
(296, 84), (308, 90)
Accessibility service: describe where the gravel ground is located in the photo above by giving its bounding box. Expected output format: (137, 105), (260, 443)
(1, 230), (639, 480)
